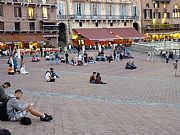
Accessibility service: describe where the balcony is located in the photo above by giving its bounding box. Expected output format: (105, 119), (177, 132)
(153, 0), (171, 3)
(0, 0), (56, 6)
(57, 15), (139, 21)
(144, 24), (179, 32)
(41, 25), (59, 32)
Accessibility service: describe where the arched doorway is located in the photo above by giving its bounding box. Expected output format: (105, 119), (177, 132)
(58, 23), (67, 47)
(133, 22), (139, 31)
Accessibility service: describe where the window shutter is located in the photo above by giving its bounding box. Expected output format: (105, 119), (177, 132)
(74, 3), (77, 15)
(81, 3), (84, 16)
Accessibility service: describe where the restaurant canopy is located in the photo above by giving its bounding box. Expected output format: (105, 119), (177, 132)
(107, 27), (145, 39)
(0, 34), (48, 43)
(73, 27), (145, 41)
(73, 28), (119, 41)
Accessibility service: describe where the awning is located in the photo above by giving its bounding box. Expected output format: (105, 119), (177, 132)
(13, 34), (36, 43)
(108, 28), (145, 39)
(73, 28), (118, 41)
(29, 34), (48, 42)
(0, 34), (20, 43)
(0, 34), (48, 43)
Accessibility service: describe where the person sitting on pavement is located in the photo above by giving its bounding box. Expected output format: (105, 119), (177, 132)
(8, 64), (15, 75)
(31, 55), (37, 62)
(20, 64), (29, 75)
(125, 61), (137, 70)
(6, 89), (53, 122)
(45, 68), (60, 82)
(94, 72), (107, 84)
(106, 54), (113, 63)
(89, 72), (96, 83)
(0, 82), (11, 101)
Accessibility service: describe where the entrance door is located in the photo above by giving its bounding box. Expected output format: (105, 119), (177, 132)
(58, 23), (67, 47)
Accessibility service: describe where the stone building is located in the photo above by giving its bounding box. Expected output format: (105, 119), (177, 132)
(141, 0), (180, 40)
(57, 0), (143, 46)
(0, 0), (58, 51)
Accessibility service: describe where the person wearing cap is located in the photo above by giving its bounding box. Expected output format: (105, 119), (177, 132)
(89, 72), (96, 83)
(6, 89), (53, 122)
(0, 82), (11, 101)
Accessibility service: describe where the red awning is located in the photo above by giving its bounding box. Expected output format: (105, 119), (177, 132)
(108, 27), (145, 39)
(73, 28), (118, 41)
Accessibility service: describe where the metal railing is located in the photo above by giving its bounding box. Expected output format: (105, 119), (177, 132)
(144, 24), (179, 30)
(0, 0), (56, 5)
(57, 15), (139, 20)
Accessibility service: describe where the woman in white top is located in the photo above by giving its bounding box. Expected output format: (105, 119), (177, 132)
(20, 65), (29, 75)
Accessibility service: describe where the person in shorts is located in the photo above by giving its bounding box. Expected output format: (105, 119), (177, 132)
(6, 89), (53, 122)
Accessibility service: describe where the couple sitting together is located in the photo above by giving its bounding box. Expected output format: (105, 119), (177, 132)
(45, 68), (60, 82)
(125, 61), (137, 70)
(89, 72), (107, 84)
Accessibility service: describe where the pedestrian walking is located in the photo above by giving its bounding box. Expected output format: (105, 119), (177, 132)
(173, 60), (178, 76)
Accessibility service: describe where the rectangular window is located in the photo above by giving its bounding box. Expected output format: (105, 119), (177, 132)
(0, 22), (4, 30)
(124, 22), (126, 26)
(146, 3), (149, 8)
(92, 4), (97, 16)
(79, 22), (82, 27)
(77, 3), (82, 16)
(15, 22), (20, 31)
(110, 22), (113, 27)
(109, 4), (112, 16)
(14, 7), (22, 17)
(0, 6), (3, 16)
(29, 22), (35, 30)
(95, 22), (98, 27)
(28, 7), (34, 19)
(42, 6), (48, 19)
(42, 0), (47, 4)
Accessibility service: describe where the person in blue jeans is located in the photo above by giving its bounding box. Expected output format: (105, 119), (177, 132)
(49, 52), (54, 65)
(55, 52), (60, 65)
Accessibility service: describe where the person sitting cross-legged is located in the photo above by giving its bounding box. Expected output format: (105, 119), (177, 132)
(89, 72), (96, 83)
(94, 72), (107, 84)
(6, 89), (53, 122)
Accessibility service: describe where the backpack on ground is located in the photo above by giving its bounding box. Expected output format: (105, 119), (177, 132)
(20, 117), (32, 125)
(0, 100), (9, 121)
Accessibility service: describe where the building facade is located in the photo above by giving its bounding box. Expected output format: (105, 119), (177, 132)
(57, 0), (142, 46)
(0, 0), (58, 51)
(141, 0), (180, 40)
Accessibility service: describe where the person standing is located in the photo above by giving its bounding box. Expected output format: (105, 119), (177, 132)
(65, 52), (69, 64)
(83, 51), (88, 63)
(166, 52), (169, 63)
(55, 52), (60, 65)
(49, 52), (54, 65)
(173, 60), (178, 76)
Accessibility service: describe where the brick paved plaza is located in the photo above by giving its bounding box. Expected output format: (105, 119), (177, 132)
(1, 50), (180, 135)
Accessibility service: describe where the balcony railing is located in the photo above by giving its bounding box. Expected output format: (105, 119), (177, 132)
(41, 25), (59, 31)
(0, 0), (56, 5)
(144, 24), (179, 31)
(153, 0), (171, 3)
(57, 15), (139, 20)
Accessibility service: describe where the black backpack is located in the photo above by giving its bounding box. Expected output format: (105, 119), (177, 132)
(0, 99), (9, 121)
(20, 117), (32, 125)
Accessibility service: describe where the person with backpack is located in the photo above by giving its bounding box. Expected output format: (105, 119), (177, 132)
(6, 89), (53, 122)
(0, 82), (11, 121)
(45, 68), (60, 82)
(0, 82), (11, 101)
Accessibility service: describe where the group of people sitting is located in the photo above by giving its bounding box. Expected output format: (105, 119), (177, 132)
(0, 82), (53, 125)
(89, 72), (107, 84)
(125, 61), (137, 70)
(31, 54), (40, 62)
(8, 63), (29, 75)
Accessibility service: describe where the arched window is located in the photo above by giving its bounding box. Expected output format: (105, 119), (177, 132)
(0, 5), (3, 16)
